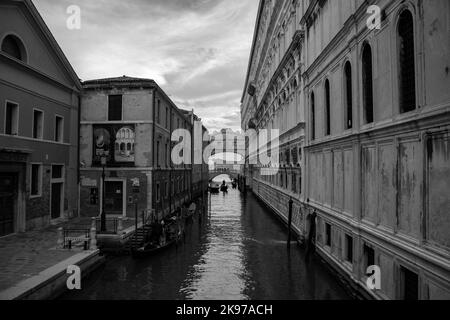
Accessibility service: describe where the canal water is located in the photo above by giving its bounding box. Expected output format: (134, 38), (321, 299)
(61, 187), (351, 300)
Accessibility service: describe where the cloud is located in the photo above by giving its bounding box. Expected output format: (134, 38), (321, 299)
(32, 0), (257, 131)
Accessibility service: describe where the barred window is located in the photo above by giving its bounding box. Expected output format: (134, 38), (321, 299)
(362, 43), (374, 124)
(398, 10), (416, 113)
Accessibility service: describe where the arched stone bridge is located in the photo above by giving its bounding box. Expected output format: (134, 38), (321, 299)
(209, 168), (242, 181)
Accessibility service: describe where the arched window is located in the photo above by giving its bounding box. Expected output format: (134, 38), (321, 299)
(1, 35), (26, 61)
(310, 92), (315, 140)
(362, 43), (374, 124)
(398, 9), (416, 113)
(344, 62), (353, 129)
(324, 79), (331, 136)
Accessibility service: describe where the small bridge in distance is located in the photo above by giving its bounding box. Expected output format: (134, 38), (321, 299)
(209, 166), (242, 182)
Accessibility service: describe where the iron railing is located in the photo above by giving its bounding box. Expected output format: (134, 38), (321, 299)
(63, 228), (90, 250)
(95, 217), (119, 235)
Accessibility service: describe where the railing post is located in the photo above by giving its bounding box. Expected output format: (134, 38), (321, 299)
(90, 227), (97, 250)
(57, 227), (64, 249)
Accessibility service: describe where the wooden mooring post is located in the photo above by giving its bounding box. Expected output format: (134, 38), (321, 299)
(287, 198), (293, 248)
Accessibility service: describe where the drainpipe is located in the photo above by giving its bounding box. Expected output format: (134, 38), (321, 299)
(169, 101), (173, 216)
(77, 91), (81, 218)
(152, 88), (156, 220)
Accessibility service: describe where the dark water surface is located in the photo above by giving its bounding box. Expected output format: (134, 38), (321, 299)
(61, 189), (350, 300)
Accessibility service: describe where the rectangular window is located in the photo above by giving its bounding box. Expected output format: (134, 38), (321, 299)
(311, 94), (315, 140)
(52, 165), (64, 179)
(345, 234), (353, 263)
(33, 109), (43, 139)
(364, 244), (375, 269)
(30, 164), (42, 197)
(5, 102), (19, 135)
(401, 266), (419, 300)
(166, 107), (169, 128)
(344, 63), (353, 129)
(166, 143), (170, 167)
(325, 80), (331, 136)
(108, 95), (122, 121)
(299, 169), (302, 194)
(156, 141), (160, 167)
(325, 223), (332, 247)
(157, 100), (161, 124)
(292, 173), (297, 193)
(55, 116), (64, 142)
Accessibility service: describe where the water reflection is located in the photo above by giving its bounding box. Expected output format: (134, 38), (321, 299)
(61, 189), (350, 300)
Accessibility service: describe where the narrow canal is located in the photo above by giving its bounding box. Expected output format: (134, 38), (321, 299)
(61, 186), (351, 300)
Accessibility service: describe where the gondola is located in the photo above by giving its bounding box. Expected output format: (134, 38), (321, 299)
(131, 237), (179, 258)
(131, 217), (182, 259)
(209, 182), (220, 193)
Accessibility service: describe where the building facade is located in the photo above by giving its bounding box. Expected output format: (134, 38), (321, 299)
(181, 110), (209, 200)
(242, 0), (450, 299)
(241, 0), (307, 242)
(80, 77), (198, 221)
(0, 0), (81, 236)
(302, 0), (450, 300)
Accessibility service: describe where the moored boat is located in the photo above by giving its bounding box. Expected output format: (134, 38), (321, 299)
(131, 217), (182, 259)
(209, 182), (220, 193)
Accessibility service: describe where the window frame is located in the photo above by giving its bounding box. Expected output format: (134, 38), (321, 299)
(362, 42), (374, 124)
(1, 33), (28, 63)
(108, 95), (123, 121)
(399, 265), (420, 300)
(325, 222), (332, 248)
(156, 140), (160, 167)
(32, 108), (44, 140)
(343, 61), (353, 130)
(397, 8), (417, 114)
(54, 114), (64, 143)
(30, 163), (43, 198)
(156, 182), (161, 203)
(344, 234), (354, 264)
(310, 92), (315, 141)
(157, 99), (161, 124)
(324, 79), (331, 136)
(363, 243), (375, 270)
(4, 100), (19, 136)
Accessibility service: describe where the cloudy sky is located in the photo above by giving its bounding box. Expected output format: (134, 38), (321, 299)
(33, 0), (258, 132)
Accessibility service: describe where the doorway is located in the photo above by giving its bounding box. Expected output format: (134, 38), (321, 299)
(0, 173), (17, 237)
(104, 180), (124, 216)
(51, 183), (63, 219)
(50, 164), (65, 220)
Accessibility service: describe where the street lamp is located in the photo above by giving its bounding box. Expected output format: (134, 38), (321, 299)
(100, 155), (107, 233)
